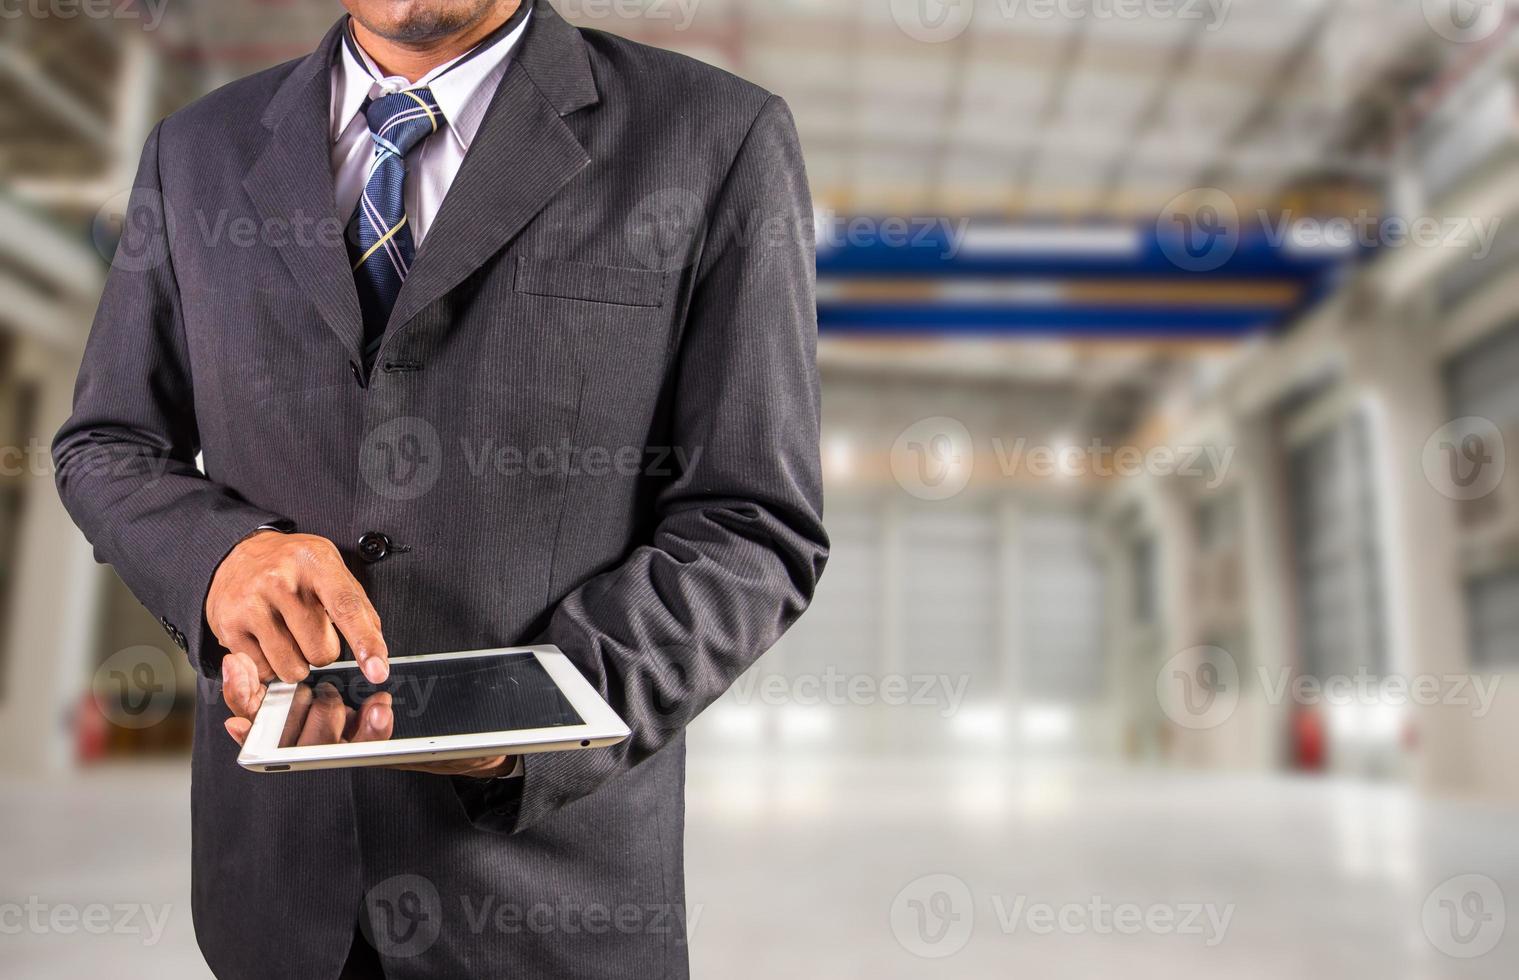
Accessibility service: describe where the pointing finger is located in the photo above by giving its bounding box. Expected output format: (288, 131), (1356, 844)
(311, 562), (388, 684)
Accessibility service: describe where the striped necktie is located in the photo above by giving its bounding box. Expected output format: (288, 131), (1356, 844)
(347, 88), (444, 373)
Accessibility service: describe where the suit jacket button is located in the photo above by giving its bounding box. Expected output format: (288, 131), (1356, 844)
(358, 532), (391, 563)
(163, 621), (187, 650)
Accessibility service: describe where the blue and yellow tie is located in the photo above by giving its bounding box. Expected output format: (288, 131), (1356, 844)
(347, 88), (444, 373)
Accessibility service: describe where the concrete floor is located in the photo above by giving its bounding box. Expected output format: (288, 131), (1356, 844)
(4, 757), (1517, 978)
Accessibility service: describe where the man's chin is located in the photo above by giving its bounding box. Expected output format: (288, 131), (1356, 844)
(351, 0), (497, 45)
(363, 17), (472, 45)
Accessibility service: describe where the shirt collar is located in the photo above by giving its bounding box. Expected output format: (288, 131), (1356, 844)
(331, 3), (533, 153)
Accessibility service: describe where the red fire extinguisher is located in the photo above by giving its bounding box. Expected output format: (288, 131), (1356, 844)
(1292, 705), (1325, 771)
(76, 691), (110, 763)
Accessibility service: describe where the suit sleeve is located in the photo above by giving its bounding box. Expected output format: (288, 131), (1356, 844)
(52, 122), (291, 678)
(455, 95), (829, 832)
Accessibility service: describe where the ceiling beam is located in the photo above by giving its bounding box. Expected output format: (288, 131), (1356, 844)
(0, 193), (105, 300)
(1093, 17), (1209, 212)
(0, 276), (87, 350)
(1195, 5), (1338, 190)
(0, 43), (113, 151)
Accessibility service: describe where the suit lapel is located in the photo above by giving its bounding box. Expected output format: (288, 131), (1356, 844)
(387, 1), (599, 334)
(242, 22), (366, 360)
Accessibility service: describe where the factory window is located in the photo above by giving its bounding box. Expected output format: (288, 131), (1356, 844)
(1285, 411), (1388, 681)
(0, 339), (25, 703)
(1446, 322), (1519, 671)
(770, 508), (883, 680)
(902, 506), (1000, 692)
(1195, 494), (1240, 554)
(1446, 319), (1519, 424)
(1130, 536), (1158, 626)
(1020, 509), (1105, 700)
(1466, 568), (1519, 669)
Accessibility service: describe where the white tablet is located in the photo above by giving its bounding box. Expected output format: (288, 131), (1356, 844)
(237, 645), (630, 773)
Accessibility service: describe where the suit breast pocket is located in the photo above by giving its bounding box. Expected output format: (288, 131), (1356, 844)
(513, 256), (668, 308)
(467, 253), (678, 413)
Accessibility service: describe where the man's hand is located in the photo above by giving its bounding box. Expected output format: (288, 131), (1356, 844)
(207, 530), (389, 688)
(211, 532), (513, 777)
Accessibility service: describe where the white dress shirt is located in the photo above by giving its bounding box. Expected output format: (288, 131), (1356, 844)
(329, 9), (532, 245)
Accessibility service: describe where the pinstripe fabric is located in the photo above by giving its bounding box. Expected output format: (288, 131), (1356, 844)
(53, 4), (826, 979)
(347, 88), (444, 370)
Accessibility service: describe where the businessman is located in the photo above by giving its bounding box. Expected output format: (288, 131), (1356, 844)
(52, 1), (826, 976)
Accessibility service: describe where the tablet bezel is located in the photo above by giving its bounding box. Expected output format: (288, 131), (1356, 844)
(236, 645), (629, 772)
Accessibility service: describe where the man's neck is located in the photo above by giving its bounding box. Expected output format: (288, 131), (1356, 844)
(350, 1), (520, 83)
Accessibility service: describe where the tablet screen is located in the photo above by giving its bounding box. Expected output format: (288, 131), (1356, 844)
(279, 652), (584, 748)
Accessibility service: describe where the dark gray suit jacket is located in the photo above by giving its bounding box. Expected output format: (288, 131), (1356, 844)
(52, 4), (826, 977)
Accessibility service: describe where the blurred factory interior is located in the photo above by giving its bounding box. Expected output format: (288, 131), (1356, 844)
(4, 0), (1519, 977)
